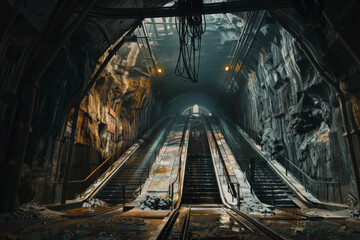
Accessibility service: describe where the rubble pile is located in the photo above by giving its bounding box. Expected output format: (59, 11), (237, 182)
(239, 198), (274, 215)
(0, 203), (61, 222)
(137, 194), (171, 210)
(82, 198), (108, 207)
(349, 207), (360, 219)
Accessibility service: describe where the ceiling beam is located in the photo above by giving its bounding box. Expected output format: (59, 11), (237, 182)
(88, 0), (293, 19)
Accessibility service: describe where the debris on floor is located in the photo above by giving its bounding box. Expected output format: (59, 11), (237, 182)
(112, 216), (146, 225)
(239, 198), (274, 215)
(137, 194), (171, 210)
(0, 202), (62, 222)
(297, 207), (354, 219)
(349, 207), (360, 219)
(82, 198), (108, 207)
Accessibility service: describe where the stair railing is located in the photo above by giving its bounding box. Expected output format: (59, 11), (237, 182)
(168, 116), (190, 209)
(222, 117), (342, 203)
(276, 154), (341, 203)
(46, 154), (115, 185)
(205, 117), (238, 202)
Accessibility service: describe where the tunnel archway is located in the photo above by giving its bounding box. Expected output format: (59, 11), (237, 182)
(0, 0), (359, 214)
(181, 104), (212, 116)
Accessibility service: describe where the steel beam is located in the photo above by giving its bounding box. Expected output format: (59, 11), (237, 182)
(88, 0), (293, 19)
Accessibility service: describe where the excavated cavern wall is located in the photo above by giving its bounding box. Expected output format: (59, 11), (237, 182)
(56, 42), (162, 201)
(0, 0), (168, 210)
(1, 0), (360, 211)
(227, 17), (357, 204)
(269, 4), (360, 205)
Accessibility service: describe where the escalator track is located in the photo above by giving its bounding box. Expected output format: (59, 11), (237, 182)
(182, 118), (221, 204)
(95, 119), (171, 205)
(218, 117), (298, 208)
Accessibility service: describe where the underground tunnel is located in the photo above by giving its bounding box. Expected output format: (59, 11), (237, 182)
(0, 0), (360, 239)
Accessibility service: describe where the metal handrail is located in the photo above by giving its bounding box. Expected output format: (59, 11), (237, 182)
(48, 122), (150, 185)
(276, 155), (339, 185)
(46, 154), (115, 184)
(69, 154), (115, 183)
(221, 117), (342, 202)
(276, 154), (341, 203)
(220, 116), (336, 186)
(168, 115), (190, 208)
(205, 116), (237, 199)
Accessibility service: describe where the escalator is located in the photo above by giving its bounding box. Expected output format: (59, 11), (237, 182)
(94, 119), (170, 205)
(217, 118), (298, 208)
(182, 118), (221, 204)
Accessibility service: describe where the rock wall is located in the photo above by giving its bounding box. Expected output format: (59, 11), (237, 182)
(75, 41), (161, 159)
(54, 41), (162, 201)
(228, 24), (355, 203)
(0, 0), (168, 208)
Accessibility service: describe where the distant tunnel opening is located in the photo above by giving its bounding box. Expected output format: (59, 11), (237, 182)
(182, 117), (221, 204)
(181, 104), (212, 116)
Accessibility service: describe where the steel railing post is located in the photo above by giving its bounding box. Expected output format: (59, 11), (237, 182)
(123, 184), (126, 208)
(237, 183), (241, 210)
(250, 158), (254, 194)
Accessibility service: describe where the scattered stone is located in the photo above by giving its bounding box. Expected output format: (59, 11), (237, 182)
(97, 231), (113, 238)
(113, 217), (145, 225)
(239, 198), (274, 215)
(1, 234), (18, 240)
(137, 194), (171, 210)
(54, 230), (74, 240)
(73, 229), (90, 237)
(0, 202), (62, 223)
(82, 198), (108, 207)
(349, 207), (360, 219)
(261, 128), (283, 156)
(76, 222), (88, 229)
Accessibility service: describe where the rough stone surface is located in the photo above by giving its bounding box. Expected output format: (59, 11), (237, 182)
(0, 0), (167, 208)
(137, 194), (171, 210)
(240, 198), (275, 215)
(82, 198), (108, 208)
(0, 203), (62, 222)
(1, 0), (360, 210)
(228, 24), (355, 203)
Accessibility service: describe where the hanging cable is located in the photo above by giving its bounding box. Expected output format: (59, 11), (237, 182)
(175, 0), (206, 83)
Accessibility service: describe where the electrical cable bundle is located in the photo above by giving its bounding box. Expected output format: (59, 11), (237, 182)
(175, 0), (206, 83)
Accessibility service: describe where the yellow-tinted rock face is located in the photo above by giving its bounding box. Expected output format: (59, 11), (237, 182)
(73, 42), (160, 159)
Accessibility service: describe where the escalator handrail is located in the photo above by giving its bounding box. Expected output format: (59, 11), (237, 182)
(75, 117), (167, 201)
(205, 116), (238, 199)
(168, 115), (190, 208)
